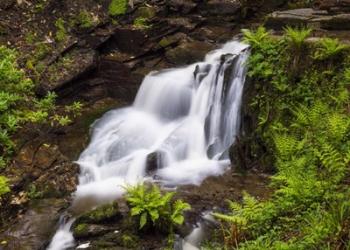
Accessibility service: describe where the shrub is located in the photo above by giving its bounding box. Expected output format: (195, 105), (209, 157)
(108, 0), (127, 17)
(125, 183), (190, 232)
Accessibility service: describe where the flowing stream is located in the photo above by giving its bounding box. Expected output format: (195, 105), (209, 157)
(48, 40), (249, 249)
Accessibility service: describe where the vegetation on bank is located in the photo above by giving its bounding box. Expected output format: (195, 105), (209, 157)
(0, 46), (82, 197)
(212, 27), (350, 249)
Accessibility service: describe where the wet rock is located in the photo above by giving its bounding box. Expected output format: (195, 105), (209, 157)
(146, 151), (164, 175)
(229, 137), (248, 173)
(0, 199), (66, 250)
(165, 40), (215, 65)
(76, 202), (120, 224)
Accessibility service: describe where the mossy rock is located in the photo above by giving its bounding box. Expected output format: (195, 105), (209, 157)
(135, 6), (156, 19)
(90, 231), (139, 249)
(73, 223), (89, 238)
(77, 202), (120, 224)
(73, 223), (111, 238)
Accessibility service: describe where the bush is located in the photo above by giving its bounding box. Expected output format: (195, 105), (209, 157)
(125, 183), (190, 232)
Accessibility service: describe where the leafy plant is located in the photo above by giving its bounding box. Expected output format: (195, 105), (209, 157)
(313, 38), (348, 60)
(125, 183), (190, 232)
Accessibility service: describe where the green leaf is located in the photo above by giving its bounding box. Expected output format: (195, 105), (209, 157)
(140, 212), (147, 229)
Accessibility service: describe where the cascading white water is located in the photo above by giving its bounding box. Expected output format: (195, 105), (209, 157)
(48, 40), (249, 250)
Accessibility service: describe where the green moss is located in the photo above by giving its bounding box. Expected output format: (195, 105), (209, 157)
(25, 32), (37, 45)
(75, 10), (96, 29)
(55, 18), (67, 42)
(133, 17), (150, 29)
(78, 202), (119, 224)
(73, 223), (89, 237)
(135, 6), (156, 19)
(159, 37), (172, 48)
(108, 0), (127, 17)
(121, 233), (139, 248)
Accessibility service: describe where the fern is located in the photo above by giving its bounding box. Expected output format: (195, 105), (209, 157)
(313, 38), (348, 60)
(284, 26), (312, 50)
(242, 26), (270, 49)
(125, 183), (190, 231)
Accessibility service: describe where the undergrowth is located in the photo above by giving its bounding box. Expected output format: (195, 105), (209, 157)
(0, 46), (82, 198)
(213, 27), (350, 249)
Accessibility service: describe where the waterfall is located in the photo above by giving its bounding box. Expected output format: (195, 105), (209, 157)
(48, 40), (249, 249)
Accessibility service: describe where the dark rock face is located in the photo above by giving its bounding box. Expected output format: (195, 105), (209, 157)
(38, 50), (98, 94)
(165, 40), (215, 65)
(266, 8), (350, 30)
(314, 0), (350, 12)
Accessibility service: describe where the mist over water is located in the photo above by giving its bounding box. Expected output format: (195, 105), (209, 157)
(48, 40), (249, 250)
